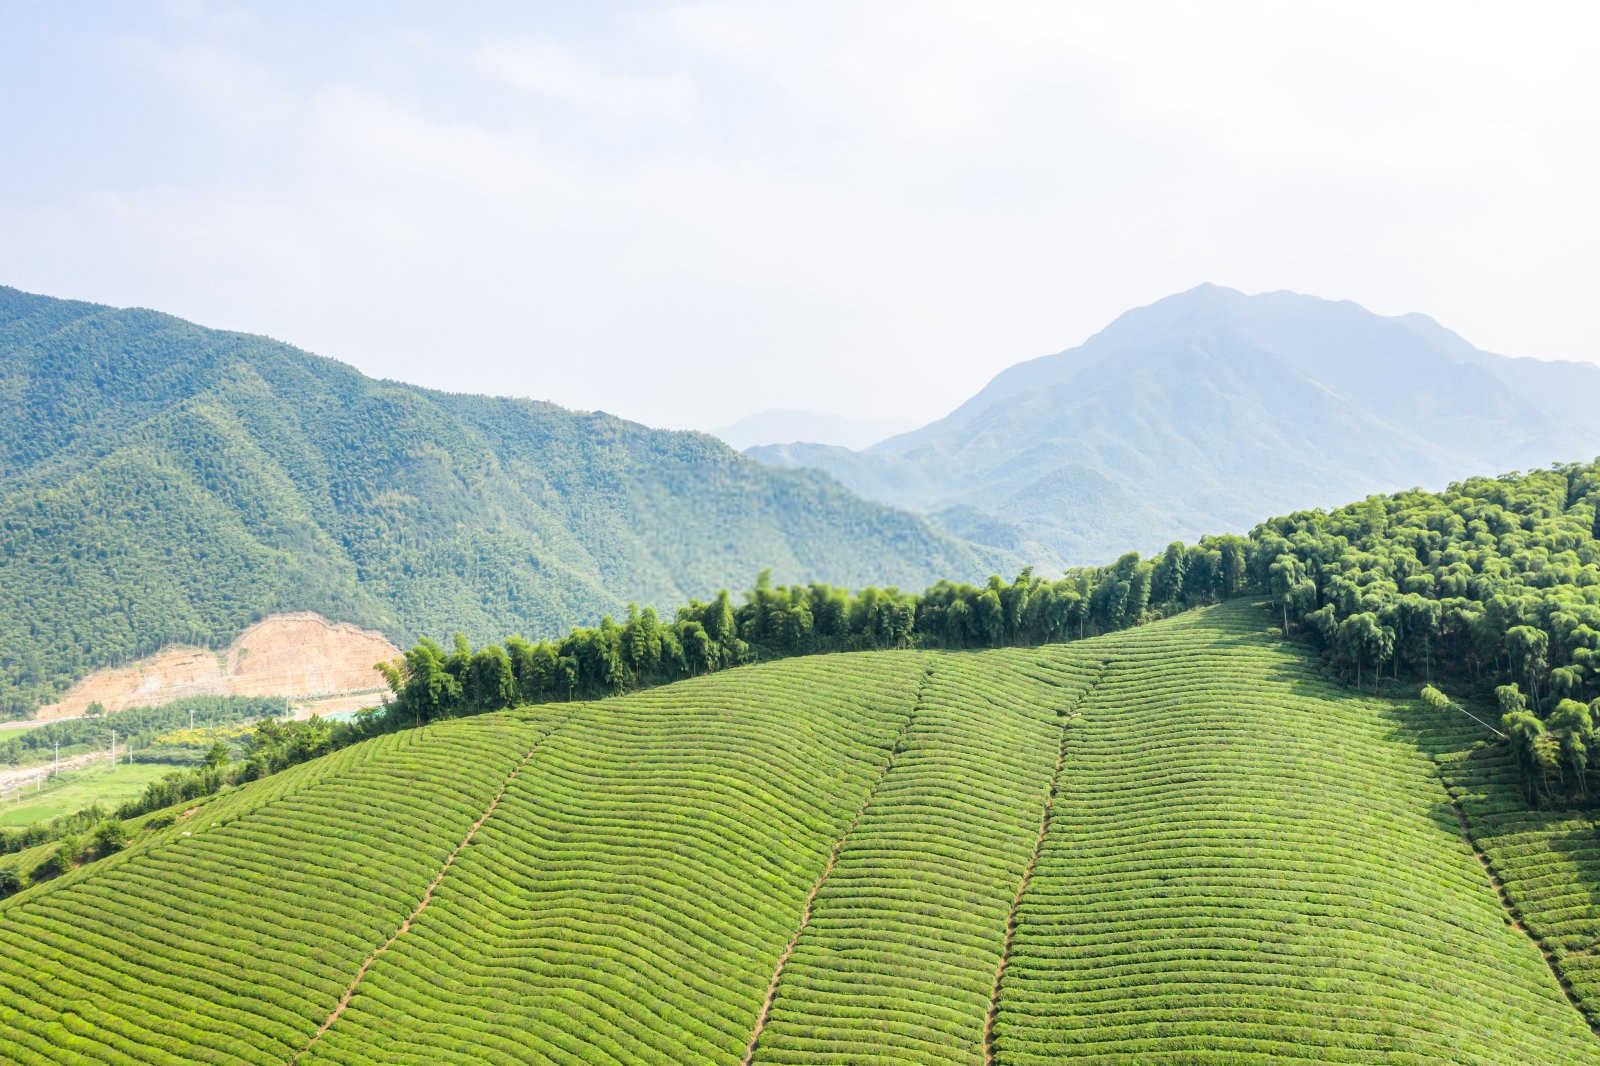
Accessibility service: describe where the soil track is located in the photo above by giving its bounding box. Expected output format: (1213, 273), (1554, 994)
(740, 668), (929, 1066)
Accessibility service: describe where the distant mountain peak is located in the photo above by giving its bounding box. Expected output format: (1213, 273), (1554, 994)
(751, 286), (1600, 566)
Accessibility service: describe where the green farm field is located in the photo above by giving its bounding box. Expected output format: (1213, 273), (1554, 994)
(0, 601), (1596, 1063)
(0, 761), (172, 828)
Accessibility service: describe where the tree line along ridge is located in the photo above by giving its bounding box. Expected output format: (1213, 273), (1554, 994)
(385, 461), (1600, 747)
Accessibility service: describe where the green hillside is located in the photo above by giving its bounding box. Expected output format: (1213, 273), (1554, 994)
(1, 602), (1593, 1063)
(0, 286), (1007, 716)
(992, 608), (1586, 1064)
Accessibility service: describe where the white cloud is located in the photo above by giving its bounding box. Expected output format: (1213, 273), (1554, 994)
(476, 37), (698, 122)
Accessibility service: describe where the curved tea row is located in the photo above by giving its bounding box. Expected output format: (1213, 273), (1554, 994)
(990, 605), (1598, 1065)
(301, 654), (925, 1065)
(0, 711), (567, 1064)
(1436, 740), (1600, 1025)
(750, 649), (1100, 1065)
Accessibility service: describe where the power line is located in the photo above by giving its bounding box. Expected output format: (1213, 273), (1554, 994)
(1451, 702), (1507, 740)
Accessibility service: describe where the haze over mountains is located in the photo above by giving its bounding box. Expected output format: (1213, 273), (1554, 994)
(713, 409), (914, 452)
(751, 285), (1600, 565)
(0, 286), (1007, 715)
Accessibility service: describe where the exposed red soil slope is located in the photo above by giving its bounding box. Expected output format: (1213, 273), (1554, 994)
(36, 613), (400, 722)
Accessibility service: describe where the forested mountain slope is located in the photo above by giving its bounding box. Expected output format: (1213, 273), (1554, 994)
(1, 604), (1593, 1064)
(0, 286), (1007, 716)
(751, 285), (1600, 564)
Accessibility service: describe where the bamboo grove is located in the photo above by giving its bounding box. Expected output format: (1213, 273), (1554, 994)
(375, 541), (1253, 726)
(1255, 460), (1600, 803)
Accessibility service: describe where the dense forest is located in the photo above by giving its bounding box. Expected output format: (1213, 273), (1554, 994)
(1255, 460), (1600, 802)
(0, 286), (1009, 717)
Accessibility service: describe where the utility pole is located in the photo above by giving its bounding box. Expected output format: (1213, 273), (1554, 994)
(53, 739), (59, 778)
(190, 708), (195, 730)
(110, 728), (116, 766)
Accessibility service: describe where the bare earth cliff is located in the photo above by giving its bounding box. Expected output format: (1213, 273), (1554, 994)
(35, 613), (400, 721)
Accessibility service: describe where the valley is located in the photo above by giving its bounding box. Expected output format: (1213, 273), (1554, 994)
(0, 761), (170, 829)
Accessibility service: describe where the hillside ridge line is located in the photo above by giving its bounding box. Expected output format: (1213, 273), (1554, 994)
(290, 712), (576, 1062)
(983, 658), (1108, 1064)
(740, 665), (930, 1066)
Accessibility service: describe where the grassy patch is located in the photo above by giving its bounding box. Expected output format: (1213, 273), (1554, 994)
(0, 761), (173, 828)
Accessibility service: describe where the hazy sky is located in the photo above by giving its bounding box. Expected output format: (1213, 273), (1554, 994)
(4, 2), (1597, 432)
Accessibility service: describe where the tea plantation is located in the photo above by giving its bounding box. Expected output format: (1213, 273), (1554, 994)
(1, 603), (1596, 1063)
(990, 606), (1595, 1065)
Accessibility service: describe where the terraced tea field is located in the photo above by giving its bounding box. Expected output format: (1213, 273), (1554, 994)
(748, 650), (1102, 1066)
(1433, 737), (1600, 1028)
(299, 654), (927, 1064)
(989, 608), (1597, 1065)
(1, 602), (1596, 1063)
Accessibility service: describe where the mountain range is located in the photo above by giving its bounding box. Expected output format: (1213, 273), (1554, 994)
(9, 281), (1600, 716)
(0, 286), (1006, 716)
(751, 284), (1600, 565)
